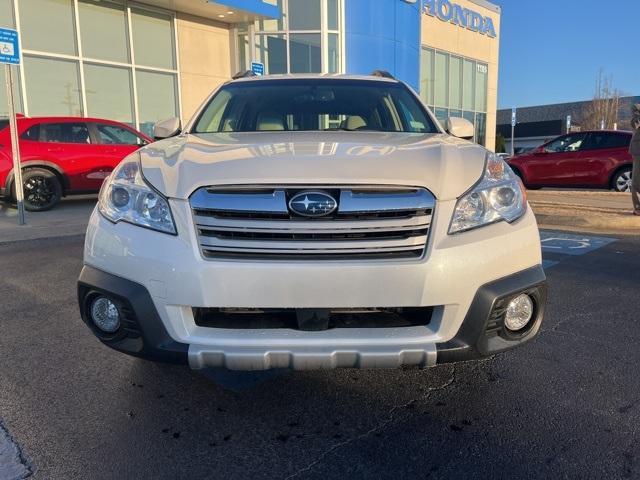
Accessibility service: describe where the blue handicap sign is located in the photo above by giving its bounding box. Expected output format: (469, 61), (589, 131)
(0, 28), (20, 65)
(540, 231), (616, 256)
(251, 61), (265, 76)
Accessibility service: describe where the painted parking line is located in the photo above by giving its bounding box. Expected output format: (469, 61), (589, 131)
(540, 231), (617, 256)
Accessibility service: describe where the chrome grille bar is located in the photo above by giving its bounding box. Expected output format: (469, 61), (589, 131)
(190, 186), (434, 260)
(190, 189), (288, 214)
(339, 189), (434, 213)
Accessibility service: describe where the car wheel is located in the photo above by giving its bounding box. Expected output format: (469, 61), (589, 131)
(612, 167), (632, 193)
(14, 168), (63, 211)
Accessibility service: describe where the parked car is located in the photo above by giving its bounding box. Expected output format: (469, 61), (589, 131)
(77, 73), (547, 371)
(0, 116), (152, 211)
(507, 130), (633, 192)
(513, 146), (535, 155)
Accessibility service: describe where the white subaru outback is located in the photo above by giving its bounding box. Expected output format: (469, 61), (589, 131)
(78, 73), (547, 370)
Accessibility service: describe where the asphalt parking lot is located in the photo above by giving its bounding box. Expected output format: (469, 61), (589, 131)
(0, 231), (639, 479)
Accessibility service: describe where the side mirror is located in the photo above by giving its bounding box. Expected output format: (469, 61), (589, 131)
(153, 117), (181, 140)
(446, 117), (475, 140)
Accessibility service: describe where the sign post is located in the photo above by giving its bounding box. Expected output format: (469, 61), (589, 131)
(566, 115), (571, 134)
(1, 27), (24, 225)
(510, 108), (516, 157)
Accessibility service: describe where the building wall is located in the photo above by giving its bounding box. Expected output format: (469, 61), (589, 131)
(420, 0), (501, 150)
(176, 13), (232, 121)
(344, 0), (421, 91)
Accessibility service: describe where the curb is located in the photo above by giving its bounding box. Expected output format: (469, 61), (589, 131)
(531, 204), (640, 234)
(0, 223), (88, 244)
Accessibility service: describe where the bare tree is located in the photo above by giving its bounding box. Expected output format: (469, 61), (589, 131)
(580, 69), (621, 130)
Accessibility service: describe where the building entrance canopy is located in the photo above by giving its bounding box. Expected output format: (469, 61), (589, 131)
(138, 0), (279, 23)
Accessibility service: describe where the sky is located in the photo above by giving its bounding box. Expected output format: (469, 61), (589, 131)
(497, 0), (639, 109)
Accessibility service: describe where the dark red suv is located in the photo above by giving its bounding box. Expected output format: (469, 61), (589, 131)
(507, 130), (633, 192)
(0, 116), (152, 211)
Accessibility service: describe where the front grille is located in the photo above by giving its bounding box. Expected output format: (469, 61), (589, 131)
(189, 186), (435, 260)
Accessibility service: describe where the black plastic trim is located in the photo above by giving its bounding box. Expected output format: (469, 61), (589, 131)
(77, 266), (188, 364)
(436, 265), (547, 364)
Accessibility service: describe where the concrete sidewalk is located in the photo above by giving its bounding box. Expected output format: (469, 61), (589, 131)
(0, 196), (96, 243)
(528, 190), (640, 233)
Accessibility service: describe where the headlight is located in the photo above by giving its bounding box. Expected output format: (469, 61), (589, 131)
(98, 154), (176, 234)
(449, 152), (527, 234)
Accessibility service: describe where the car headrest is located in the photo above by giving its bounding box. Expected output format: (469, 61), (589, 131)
(344, 115), (367, 130)
(256, 113), (285, 131)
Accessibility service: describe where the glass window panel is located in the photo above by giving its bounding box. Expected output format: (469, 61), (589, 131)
(449, 109), (462, 118)
(79, 0), (129, 63)
(475, 63), (488, 112)
(131, 9), (175, 69)
(237, 34), (249, 70)
(136, 70), (177, 137)
(328, 0), (339, 30)
(21, 125), (40, 141)
(254, 34), (287, 74)
(20, 0), (77, 55)
(434, 107), (448, 124)
(0, 67), (22, 117)
(434, 52), (448, 107)
(96, 124), (146, 145)
(84, 64), (133, 124)
(290, 34), (321, 73)
(40, 122), (91, 143)
(463, 110), (475, 123)
(328, 33), (339, 73)
(462, 59), (475, 111)
(475, 112), (487, 146)
(288, 0), (321, 30)
(449, 56), (462, 110)
(24, 56), (82, 116)
(0, 0), (14, 28)
(420, 48), (434, 106)
(463, 110), (475, 140)
(255, 0), (285, 31)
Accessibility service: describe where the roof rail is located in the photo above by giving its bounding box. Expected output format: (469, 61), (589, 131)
(232, 70), (257, 80)
(371, 70), (395, 79)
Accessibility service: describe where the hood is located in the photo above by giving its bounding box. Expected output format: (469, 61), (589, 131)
(139, 131), (487, 201)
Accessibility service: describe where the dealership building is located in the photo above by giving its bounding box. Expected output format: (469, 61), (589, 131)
(0, 0), (500, 148)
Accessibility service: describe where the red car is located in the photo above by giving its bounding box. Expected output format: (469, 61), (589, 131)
(0, 116), (152, 211)
(507, 130), (633, 192)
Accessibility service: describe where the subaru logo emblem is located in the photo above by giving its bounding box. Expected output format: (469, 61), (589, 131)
(288, 191), (338, 217)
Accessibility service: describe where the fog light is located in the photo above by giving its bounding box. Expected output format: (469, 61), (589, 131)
(504, 294), (534, 332)
(90, 296), (121, 333)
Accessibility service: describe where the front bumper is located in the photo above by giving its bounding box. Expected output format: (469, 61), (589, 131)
(79, 200), (546, 370)
(78, 265), (547, 369)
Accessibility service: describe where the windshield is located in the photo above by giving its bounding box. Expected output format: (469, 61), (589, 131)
(192, 79), (438, 134)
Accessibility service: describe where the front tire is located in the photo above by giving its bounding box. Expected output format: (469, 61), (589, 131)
(13, 168), (63, 211)
(612, 167), (632, 193)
